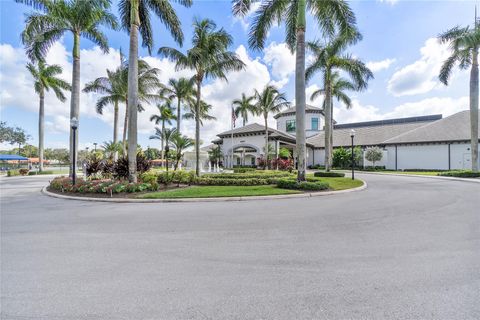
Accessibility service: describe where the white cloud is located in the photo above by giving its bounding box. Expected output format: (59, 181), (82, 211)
(387, 38), (451, 97)
(263, 42), (295, 80)
(333, 96), (469, 124)
(366, 58), (396, 72)
(377, 0), (399, 5)
(231, 2), (261, 31)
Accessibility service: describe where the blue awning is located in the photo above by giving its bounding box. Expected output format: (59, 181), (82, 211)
(0, 154), (29, 161)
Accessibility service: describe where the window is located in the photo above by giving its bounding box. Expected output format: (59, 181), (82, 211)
(311, 118), (319, 131)
(286, 120), (296, 132)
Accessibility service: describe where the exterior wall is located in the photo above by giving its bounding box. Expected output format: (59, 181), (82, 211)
(276, 113), (322, 137)
(384, 143), (480, 170)
(310, 149), (325, 166)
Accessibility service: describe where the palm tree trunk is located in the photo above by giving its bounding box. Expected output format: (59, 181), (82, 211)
(330, 99), (334, 167)
(69, 32), (81, 176)
(122, 100), (128, 156)
(264, 115), (269, 170)
(127, 2), (140, 183)
(161, 119), (165, 161)
(195, 80), (201, 176)
(324, 75), (332, 172)
(113, 100), (119, 161)
(295, 0), (307, 181)
(177, 97), (181, 133)
(470, 46), (479, 171)
(38, 89), (45, 172)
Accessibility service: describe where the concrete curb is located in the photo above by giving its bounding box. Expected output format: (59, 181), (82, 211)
(357, 171), (480, 184)
(41, 180), (367, 203)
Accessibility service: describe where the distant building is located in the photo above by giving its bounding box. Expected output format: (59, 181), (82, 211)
(213, 106), (480, 170)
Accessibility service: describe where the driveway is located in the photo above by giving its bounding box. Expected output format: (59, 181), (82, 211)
(1, 174), (479, 319)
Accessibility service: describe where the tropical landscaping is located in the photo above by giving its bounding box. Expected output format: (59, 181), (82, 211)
(2, 0), (477, 197)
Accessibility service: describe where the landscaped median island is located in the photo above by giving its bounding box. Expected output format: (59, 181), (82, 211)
(47, 169), (364, 200)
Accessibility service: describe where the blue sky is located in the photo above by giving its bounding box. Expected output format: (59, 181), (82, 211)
(0, 0), (476, 150)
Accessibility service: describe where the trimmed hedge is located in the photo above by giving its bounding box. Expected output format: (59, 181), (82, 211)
(233, 167), (256, 173)
(438, 170), (480, 178)
(203, 172), (293, 180)
(276, 178), (329, 191)
(313, 171), (345, 178)
(7, 169), (21, 177)
(49, 177), (156, 195)
(197, 177), (270, 186)
(28, 170), (54, 175)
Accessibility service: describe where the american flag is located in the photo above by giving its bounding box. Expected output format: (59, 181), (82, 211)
(231, 106), (237, 128)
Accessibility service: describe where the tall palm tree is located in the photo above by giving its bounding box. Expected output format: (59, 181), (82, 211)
(18, 0), (118, 176)
(26, 61), (71, 172)
(149, 127), (177, 172)
(159, 18), (246, 176)
(183, 100), (217, 126)
(119, 0), (192, 182)
(306, 33), (373, 171)
(232, 0), (356, 181)
(311, 71), (357, 162)
(233, 93), (256, 126)
(254, 85), (290, 169)
(170, 132), (195, 171)
(208, 145), (223, 168)
(438, 17), (479, 171)
(83, 67), (124, 157)
(149, 101), (177, 160)
(159, 77), (195, 133)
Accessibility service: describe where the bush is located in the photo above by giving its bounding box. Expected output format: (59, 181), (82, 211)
(308, 164), (325, 170)
(196, 177), (269, 186)
(48, 176), (156, 195)
(276, 178), (329, 191)
(18, 168), (29, 176)
(333, 147), (362, 169)
(202, 171), (292, 180)
(157, 171), (197, 186)
(27, 170), (54, 175)
(364, 147), (383, 167)
(313, 171), (345, 177)
(438, 170), (480, 178)
(233, 167), (256, 173)
(112, 154), (152, 180)
(7, 169), (21, 177)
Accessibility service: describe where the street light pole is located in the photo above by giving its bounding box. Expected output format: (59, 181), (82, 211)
(70, 117), (79, 185)
(93, 142), (97, 152)
(350, 129), (355, 180)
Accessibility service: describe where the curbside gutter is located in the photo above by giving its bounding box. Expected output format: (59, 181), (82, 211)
(41, 180), (367, 203)
(356, 171), (480, 184)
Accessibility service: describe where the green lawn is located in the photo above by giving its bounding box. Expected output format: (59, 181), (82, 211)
(138, 185), (301, 199)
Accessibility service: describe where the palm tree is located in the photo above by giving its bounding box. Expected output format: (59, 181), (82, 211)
(159, 77), (195, 133)
(170, 132), (195, 171)
(232, 0), (356, 181)
(233, 93), (256, 126)
(208, 145), (223, 169)
(183, 100), (217, 126)
(119, 0), (192, 183)
(18, 0), (118, 176)
(310, 71), (357, 163)
(26, 61), (71, 172)
(159, 18), (246, 176)
(149, 101), (177, 160)
(306, 33), (373, 171)
(254, 85), (290, 169)
(83, 67), (124, 159)
(149, 127), (177, 172)
(438, 18), (479, 171)
(102, 140), (122, 160)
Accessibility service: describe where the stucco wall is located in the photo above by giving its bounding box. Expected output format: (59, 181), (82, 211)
(276, 113), (322, 137)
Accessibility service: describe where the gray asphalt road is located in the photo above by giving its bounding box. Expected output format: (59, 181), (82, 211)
(1, 174), (479, 320)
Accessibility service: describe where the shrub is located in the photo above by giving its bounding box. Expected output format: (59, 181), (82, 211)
(27, 170), (54, 175)
(365, 147), (383, 167)
(7, 169), (21, 177)
(271, 158), (294, 171)
(308, 164), (325, 170)
(48, 176), (155, 195)
(233, 167), (256, 173)
(85, 156), (103, 177)
(113, 154), (152, 179)
(314, 171), (345, 177)
(276, 178), (329, 191)
(196, 177), (269, 186)
(202, 172), (292, 180)
(333, 147), (362, 169)
(157, 170), (197, 186)
(19, 168), (29, 176)
(438, 170), (480, 178)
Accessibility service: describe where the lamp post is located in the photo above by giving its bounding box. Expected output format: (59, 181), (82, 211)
(93, 142), (97, 152)
(70, 117), (79, 185)
(165, 145), (170, 172)
(350, 129), (355, 180)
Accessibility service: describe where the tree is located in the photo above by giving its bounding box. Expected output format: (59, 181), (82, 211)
(306, 32), (373, 171)
(159, 77), (195, 133)
(365, 147), (383, 168)
(10, 127), (31, 155)
(150, 127), (177, 171)
(1, 122), (15, 144)
(232, 0), (357, 181)
(149, 101), (177, 160)
(208, 145), (223, 168)
(159, 18), (245, 176)
(438, 17), (479, 171)
(18, 0), (118, 176)
(254, 85), (290, 169)
(170, 132), (194, 170)
(119, 0), (192, 183)
(102, 141), (122, 161)
(183, 100), (217, 126)
(27, 61), (70, 171)
(233, 93), (256, 127)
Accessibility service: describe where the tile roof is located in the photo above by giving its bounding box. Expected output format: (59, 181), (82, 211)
(383, 110), (480, 144)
